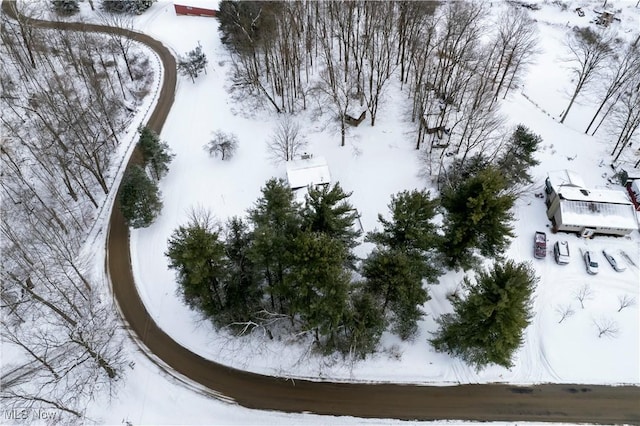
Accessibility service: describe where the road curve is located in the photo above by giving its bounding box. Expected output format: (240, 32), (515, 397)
(4, 2), (639, 424)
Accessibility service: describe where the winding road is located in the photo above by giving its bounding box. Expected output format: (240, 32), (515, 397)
(4, 2), (639, 423)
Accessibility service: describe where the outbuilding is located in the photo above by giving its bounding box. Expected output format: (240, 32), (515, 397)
(174, 4), (217, 17)
(286, 155), (331, 202)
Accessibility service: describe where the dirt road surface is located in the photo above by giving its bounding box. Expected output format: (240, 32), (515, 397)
(5, 2), (638, 423)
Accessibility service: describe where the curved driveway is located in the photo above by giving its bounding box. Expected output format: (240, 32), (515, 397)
(4, 2), (639, 423)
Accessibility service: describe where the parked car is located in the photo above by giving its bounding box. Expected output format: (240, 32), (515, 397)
(553, 241), (570, 265)
(534, 231), (547, 259)
(584, 251), (599, 275)
(602, 250), (626, 272)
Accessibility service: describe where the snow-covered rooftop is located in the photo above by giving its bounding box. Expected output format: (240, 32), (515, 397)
(558, 187), (632, 205)
(286, 156), (331, 190)
(547, 169), (586, 190)
(560, 200), (638, 231)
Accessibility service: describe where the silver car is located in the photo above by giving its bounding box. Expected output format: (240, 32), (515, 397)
(602, 250), (626, 272)
(584, 251), (599, 275)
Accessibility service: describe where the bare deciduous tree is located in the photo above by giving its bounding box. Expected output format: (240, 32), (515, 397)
(556, 304), (575, 324)
(617, 294), (636, 312)
(593, 317), (619, 338)
(586, 38), (640, 135)
(360, 2), (398, 126)
(560, 27), (614, 123)
(206, 130), (239, 161)
(268, 117), (308, 162)
(609, 77), (640, 163)
(0, 10), (152, 421)
(574, 283), (593, 309)
(491, 6), (540, 103)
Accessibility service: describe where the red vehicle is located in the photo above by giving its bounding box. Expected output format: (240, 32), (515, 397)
(534, 231), (547, 259)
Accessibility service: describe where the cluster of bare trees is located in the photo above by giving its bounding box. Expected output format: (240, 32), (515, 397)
(219, 1), (539, 169)
(1, 5), (153, 420)
(561, 27), (640, 165)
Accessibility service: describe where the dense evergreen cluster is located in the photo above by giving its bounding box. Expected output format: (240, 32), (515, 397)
(166, 125), (540, 365)
(52, 0), (79, 16)
(101, 0), (155, 14)
(167, 180), (383, 356)
(119, 127), (173, 228)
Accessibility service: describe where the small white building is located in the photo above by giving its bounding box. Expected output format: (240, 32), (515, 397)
(286, 155), (331, 202)
(545, 170), (638, 237)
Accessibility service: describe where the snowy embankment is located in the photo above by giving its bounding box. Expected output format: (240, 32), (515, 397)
(125, 0), (639, 389)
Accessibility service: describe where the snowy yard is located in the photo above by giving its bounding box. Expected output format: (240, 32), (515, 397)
(3, 0), (639, 424)
(126, 0), (638, 390)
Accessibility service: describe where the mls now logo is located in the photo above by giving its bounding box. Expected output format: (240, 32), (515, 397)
(3, 408), (59, 422)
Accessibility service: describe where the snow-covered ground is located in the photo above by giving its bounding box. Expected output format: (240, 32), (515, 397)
(9, 0), (639, 423)
(124, 0), (640, 389)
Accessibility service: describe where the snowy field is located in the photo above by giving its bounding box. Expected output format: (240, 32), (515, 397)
(9, 0), (638, 424)
(125, 0), (640, 389)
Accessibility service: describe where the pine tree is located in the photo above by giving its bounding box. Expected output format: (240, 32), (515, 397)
(497, 125), (541, 186)
(119, 165), (162, 228)
(440, 167), (515, 269)
(302, 183), (360, 253)
(430, 260), (537, 369)
(166, 211), (228, 320)
(286, 231), (351, 348)
(137, 127), (174, 181)
(223, 216), (261, 323)
(178, 43), (208, 83)
(129, 0), (155, 14)
(248, 178), (301, 314)
(438, 154), (490, 190)
(362, 248), (429, 340)
(102, 0), (155, 14)
(101, 0), (128, 13)
(52, 0), (79, 15)
(367, 189), (440, 255)
(341, 290), (385, 358)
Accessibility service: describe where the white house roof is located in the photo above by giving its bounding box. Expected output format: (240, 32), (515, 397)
(547, 170), (586, 190)
(286, 156), (331, 190)
(560, 200), (638, 231)
(558, 187), (632, 205)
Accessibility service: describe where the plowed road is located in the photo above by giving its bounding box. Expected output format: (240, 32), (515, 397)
(5, 2), (639, 423)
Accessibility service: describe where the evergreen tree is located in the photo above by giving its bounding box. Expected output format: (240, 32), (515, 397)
(102, 0), (154, 14)
(438, 154), (490, 191)
(496, 125), (541, 186)
(248, 178), (301, 314)
(178, 43), (208, 83)
(166, 211), (228, 320)
(362, 248), (430, 340)
(223, 216), (261, 323)
(137, 127), (174, 181)
(440, 167), (515, 269)
(301, 183), (360, 255)
(119, 165), (162, 228)
(101, 0), (128, 13)
(129, 0), (155, 14)
(52, 0), (79, 15)
(430, 260), (537, 369)
(286, 231), (351, 348)
(341, 290), (385, 358)
(367, 189), (440, 255)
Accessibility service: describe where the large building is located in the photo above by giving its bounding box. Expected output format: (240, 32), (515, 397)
(545, 170), (638, 237)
